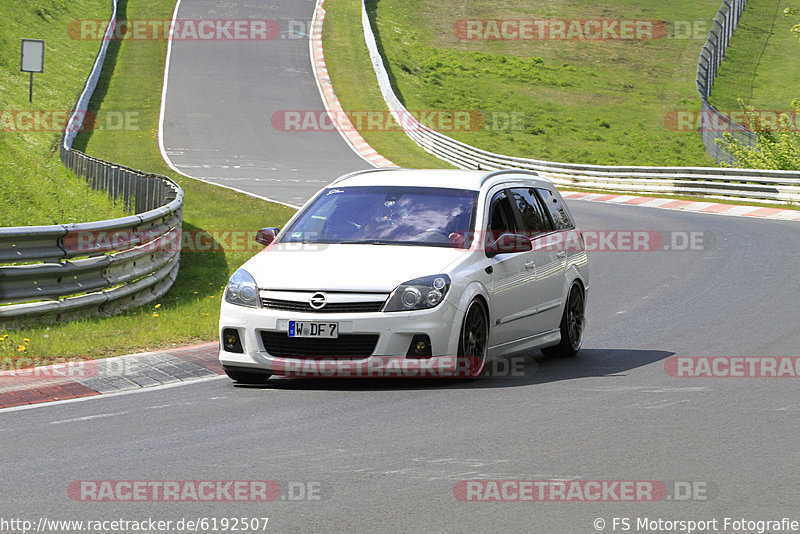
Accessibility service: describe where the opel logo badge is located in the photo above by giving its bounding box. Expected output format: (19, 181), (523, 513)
(309, 292), (327, 310)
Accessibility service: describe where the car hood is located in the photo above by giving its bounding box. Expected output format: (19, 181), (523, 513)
(242, 243), (467, 292)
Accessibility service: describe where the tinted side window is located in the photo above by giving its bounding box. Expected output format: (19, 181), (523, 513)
(536, 188), (573, 230)
(487, 191), (516, 234)
(510, 188), (553, 235)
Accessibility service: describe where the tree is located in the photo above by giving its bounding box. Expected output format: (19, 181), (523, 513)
(716, 99), (800, 170)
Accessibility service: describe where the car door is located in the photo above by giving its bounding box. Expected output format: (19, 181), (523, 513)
(509, 187), (567, 335)
(484, 188), (537, 349)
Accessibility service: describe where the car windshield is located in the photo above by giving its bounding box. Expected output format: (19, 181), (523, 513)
(280, 186), (478, 247)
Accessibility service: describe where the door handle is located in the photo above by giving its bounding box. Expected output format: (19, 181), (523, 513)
(556, 251), (566, 259)
(524, 261), (535, 271)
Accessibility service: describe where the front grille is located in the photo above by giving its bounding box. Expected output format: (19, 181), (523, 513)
(261, 298), (385, 313)
(260, 331), (380, 359)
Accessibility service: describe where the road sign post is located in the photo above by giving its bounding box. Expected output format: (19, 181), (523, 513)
(20, 39), (44, 103)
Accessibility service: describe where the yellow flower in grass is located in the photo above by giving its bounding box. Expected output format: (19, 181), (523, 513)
(152, 313), (159, 318)
(154, 303), (161, 309)
(16, 345), (26, 353)
(23, 338), (30, 344)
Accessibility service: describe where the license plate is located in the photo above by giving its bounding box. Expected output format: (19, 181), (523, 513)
(288, 321), (338, 338)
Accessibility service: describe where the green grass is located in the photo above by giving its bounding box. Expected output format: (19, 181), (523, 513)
(0, 0), (295, 363)
(710, 0), (800, 112)
(0, 0), (128, 226)
(323, 0), (452, 168)
(324, 0), (720, 167)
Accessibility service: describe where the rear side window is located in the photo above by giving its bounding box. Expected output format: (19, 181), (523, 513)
(536, 188), (573, 230)
(487, 191), (517, 234)
(510, 188), (553, 235)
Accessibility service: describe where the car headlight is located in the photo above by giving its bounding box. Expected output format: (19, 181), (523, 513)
(224, 269), (260, 308)
(383, 274), (451, 312)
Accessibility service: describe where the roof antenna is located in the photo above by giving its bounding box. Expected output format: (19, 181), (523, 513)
(477, 163), (482, 170)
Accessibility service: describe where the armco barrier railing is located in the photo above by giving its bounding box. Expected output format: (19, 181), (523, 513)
(359, 1), (800, 198)
(0, 0), (183, 328)
(696, 0), (756, 163)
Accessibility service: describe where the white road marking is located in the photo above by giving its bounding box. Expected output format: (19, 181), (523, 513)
(50, 412), (127, 425)
(144, 402), (197, 410)
(625, 399), (694, 409)
(156, 0), (301, 210)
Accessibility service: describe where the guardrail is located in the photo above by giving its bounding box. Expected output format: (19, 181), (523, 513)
(0, 0), (183, 328)
(696, 0), (756, 163)
(359, 0), (800, 200)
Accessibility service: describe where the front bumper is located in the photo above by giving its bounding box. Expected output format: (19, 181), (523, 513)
(219, 300), (464, 377)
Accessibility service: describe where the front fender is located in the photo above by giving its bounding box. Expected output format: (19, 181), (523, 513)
(443, 280), (491, 356)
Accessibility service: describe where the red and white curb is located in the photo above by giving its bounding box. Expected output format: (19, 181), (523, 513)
(310, 0), (396, 168)
(0, 343), (222, 409)
(560, 191), (800, 221)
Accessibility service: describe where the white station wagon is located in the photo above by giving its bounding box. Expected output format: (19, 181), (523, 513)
(219, 168), (588, 382)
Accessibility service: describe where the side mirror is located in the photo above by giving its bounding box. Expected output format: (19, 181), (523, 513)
(255, 227), (280, 246)
(486, 233), (532, 257)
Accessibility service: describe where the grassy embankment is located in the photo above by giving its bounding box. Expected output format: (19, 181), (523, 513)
(0, 0), (294, 363)
(710, 0), (800, 114)
(323, 0), (722, 167)
(0, 0), (127, 226)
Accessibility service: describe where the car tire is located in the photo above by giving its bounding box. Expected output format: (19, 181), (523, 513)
(542, 283), (585, 358)
(223, 366), (272, 384)
(457, 299), (489, 378)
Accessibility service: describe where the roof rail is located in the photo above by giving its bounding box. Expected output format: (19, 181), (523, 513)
(330, 167), (405, 186)
(479, 168), (540, 186)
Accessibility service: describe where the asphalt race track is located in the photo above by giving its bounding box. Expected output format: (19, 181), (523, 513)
(2, 0), (800, 532)
(160, 0), (367, 206)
